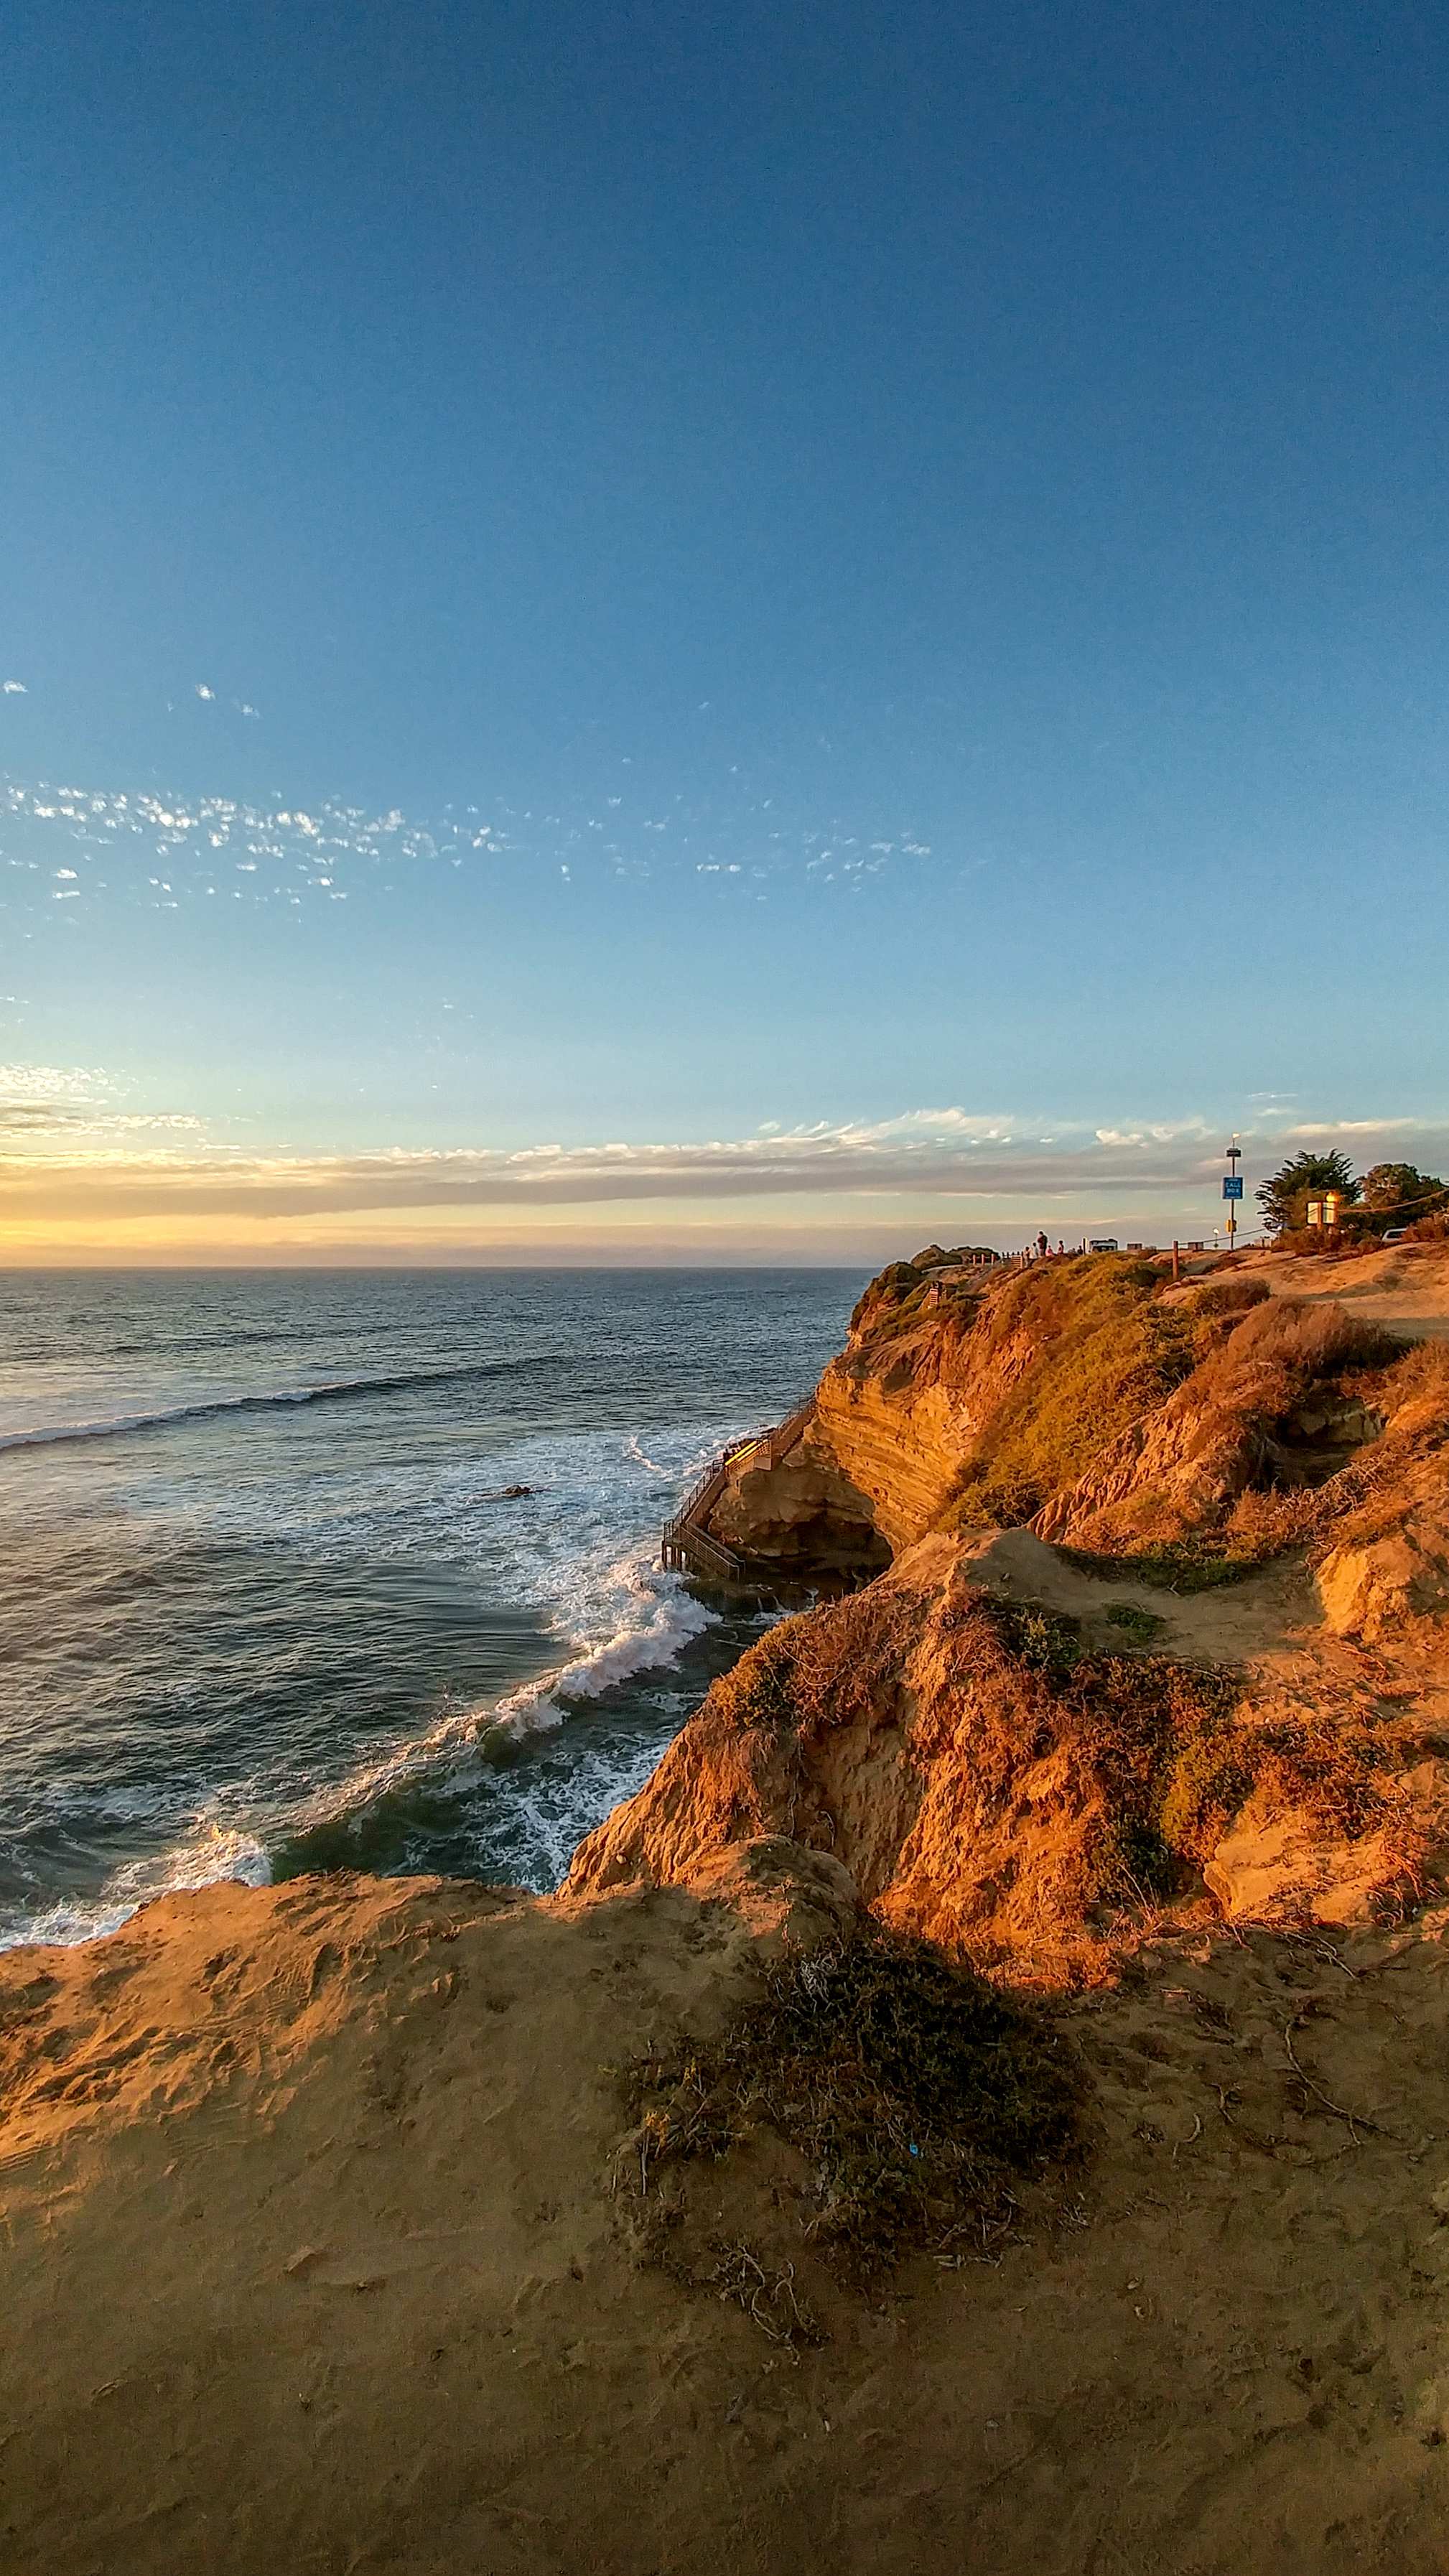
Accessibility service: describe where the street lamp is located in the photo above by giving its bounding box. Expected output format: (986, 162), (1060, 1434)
(1222, 1137), (1243, 1249)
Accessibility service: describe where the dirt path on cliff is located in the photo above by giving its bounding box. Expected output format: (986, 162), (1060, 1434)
(4, 1866), (1449, 2576)
(1234, 1242), (1449, 1341)
(948, 1523), (1318, 1663)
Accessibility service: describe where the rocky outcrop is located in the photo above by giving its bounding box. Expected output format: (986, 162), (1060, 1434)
(700, 1256), (1060, 1563)
(707, 1446), (890, 1576)
(595, 1273), (1449, 1958)
(1317, 1454), (1449, 1642)
(574, 1516), (1447, 1962)
(1318, 1520), (1449, 1641)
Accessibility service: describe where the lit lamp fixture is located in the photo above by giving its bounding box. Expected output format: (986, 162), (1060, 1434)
(1324, 1191), (1341, 1228)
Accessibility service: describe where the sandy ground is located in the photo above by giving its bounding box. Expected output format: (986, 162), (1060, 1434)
(1239, 1242), (1449, 1341)
(5, 1859), (1449, 2576)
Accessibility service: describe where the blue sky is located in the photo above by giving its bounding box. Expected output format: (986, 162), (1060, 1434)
(2, 0), (1446, 1259)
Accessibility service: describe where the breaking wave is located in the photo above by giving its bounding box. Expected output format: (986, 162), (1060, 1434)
(0, 1821), (272, 1953)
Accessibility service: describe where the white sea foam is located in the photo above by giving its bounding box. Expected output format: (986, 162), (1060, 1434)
(485, 1550), (717, 1736)
(623, 1434), (673, 1476)
(0, 1821), (271, 1953)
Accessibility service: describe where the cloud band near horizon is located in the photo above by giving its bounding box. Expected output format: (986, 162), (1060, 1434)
(2, 1094), (1445, 1257)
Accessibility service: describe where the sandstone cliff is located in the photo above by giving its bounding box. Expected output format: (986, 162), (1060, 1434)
(580, 1247), (1449, 1958)
(708, 1245), (1448, 1583)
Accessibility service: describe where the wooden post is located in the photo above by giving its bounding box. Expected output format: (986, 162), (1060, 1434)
(1171, 1240), (1180, 1283)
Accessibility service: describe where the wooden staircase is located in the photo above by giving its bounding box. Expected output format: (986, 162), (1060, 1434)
(660, 1399), (816, 1582)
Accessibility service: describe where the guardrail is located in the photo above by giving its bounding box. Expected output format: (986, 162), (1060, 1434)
(661, 1398), (815, 1581)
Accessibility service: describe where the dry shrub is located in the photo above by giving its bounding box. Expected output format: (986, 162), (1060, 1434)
(1160, 1706), (1391, 1858)
(1216, 1297), (1402, 1376)
(712, 1585), (927, 1741)
(982, 1600), (1242, 1899)
(1185, 1276), (1270, 1322)
(1057, 1536), (1257, 1592)
(623, 1923), (1082, 2276)
(977, 1601), (1388, 1891)
(1224, 1485), (1326, 1557)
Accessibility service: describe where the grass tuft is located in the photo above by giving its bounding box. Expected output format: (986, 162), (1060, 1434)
(1103, 1601), (1170, 1644)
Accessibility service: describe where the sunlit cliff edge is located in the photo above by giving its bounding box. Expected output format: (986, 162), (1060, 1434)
(6, 1241), (1449, 2575)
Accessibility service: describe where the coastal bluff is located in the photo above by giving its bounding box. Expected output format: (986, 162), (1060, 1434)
(6, 1241), (1449, 2575)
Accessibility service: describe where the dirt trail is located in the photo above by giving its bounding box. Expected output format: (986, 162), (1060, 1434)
(1240, 1242), (1449, 1341)
(952, 1522), (1316, 1662)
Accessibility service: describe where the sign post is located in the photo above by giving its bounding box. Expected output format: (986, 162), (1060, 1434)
(1222, 1138), (1243, 1249)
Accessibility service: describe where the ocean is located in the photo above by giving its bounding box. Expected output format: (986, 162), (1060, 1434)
(0, 1268), (864, 1950)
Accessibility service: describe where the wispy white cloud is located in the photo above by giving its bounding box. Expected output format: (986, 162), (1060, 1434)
(6, 1103), (1446, 1232)
(0, 1061), (205, 1152)
(0, 1061), (109, 1104)
(0, 768), (943, 917)
(1, 681), (26, 697)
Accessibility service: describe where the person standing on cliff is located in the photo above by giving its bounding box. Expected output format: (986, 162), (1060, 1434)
(1036, 1231), (1049, 1261)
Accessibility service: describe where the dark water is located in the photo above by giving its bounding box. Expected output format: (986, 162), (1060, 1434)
(0, 1268), (864, 1946)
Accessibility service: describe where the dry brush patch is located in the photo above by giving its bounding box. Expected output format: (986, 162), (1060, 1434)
(1040, 1301), (1432, 1579)
(962, 1600), (1398, 1909)
(616, 1922), (1084, 2294)
(708, 1581), (930, 1744)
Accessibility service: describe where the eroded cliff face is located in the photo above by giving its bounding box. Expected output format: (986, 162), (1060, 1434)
(705, 1257), (1081, 1563)
(707, 1250), (1435, 1581)
(708, 1448), (890, 1576)
(569, 1510), (1449, 1970)
(577, 1252), (1449, 1968)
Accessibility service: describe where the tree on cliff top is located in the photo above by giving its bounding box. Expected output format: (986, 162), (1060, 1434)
(1257, 1150), (1358, 1234)
(1359, 1162), (1445, 1219)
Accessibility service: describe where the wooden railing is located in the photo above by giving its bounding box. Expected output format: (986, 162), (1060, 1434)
(661, 1398), (815, 1581)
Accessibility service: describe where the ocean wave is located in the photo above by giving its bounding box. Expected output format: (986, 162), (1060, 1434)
(0, 1551), (719, 1950)
(286, 1551), (719, 1821)
(0, 1821), (272, 1953)
(485, 1555), (717, 1736)
(0, 1356), (559, 1456)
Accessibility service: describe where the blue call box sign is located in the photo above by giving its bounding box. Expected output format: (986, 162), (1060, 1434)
(1223, 1176), (1244, 1200)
